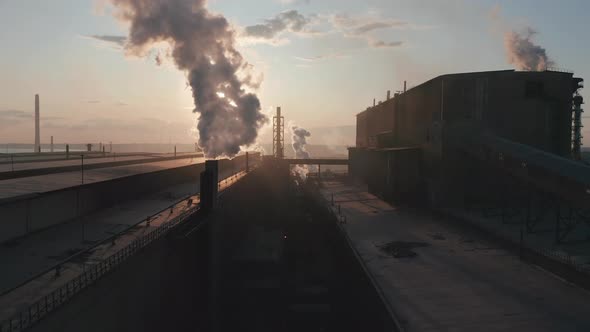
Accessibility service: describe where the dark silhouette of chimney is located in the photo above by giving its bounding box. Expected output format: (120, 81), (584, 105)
(35, 94), (40, 153)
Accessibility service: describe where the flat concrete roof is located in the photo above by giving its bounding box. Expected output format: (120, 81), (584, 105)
(0, 157), (205, 200)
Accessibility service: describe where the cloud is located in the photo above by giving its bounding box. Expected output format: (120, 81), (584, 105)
(86, 34), (127, 47)
(353, 21), (408, 34)
(39, 116), (199, 144)
(330, 14), (411, 32)
(370, 40), (404, 48)
(242, 10), (315, 43)
(278, 0), (311, 5)
(293, 51), (349, 63)
(331, 14), (409, 34)
(0, 110), (63, 127)
(0, 110), (32, 126)
(294, 55), (326, 62)
(242, 11), (409, 49)
(0, 109), (32, 119)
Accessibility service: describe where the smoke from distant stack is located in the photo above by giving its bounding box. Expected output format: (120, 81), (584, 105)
(106, 0), (267, 158)
(291, 126), (311, 159)
(504, 27), (554, 71)
(291, 125), (313, 178)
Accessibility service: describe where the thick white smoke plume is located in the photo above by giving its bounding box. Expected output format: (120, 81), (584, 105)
(107, 0), (267, 158)
(291, 125), (313, 178)
(504, 27), (554, 71)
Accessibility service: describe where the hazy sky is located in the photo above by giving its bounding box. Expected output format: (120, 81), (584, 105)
(0, 0), (589, 146)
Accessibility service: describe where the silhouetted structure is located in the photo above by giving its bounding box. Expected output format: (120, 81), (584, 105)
(272, 107), (284, 159)
(200, 160), (219, 211)
(34, 94), (40, 153)
(350, 69), (590, 244)
(572, 92), (585, 160)
(356, 70), (582, 157)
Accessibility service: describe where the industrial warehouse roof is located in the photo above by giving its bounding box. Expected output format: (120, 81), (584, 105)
(358, 69), (575, 116)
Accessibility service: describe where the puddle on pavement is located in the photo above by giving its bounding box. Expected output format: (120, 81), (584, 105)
(377, 241), (430, 258)
(430, 233), (446, 240)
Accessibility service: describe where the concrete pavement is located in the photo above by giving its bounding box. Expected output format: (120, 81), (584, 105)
(320, 180), (590, 332)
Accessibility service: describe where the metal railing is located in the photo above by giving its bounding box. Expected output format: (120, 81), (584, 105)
(545, 67), (574, 74)
(0, 161), (260, 332)
(447, 207), (590, 283)
(0, 190), (199, 298)
(0, 201), (198, 332)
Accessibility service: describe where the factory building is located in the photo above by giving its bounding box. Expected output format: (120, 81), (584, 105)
(350, 69), (585, 207)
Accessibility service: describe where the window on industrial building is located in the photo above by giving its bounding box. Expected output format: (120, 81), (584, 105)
(525, 81), (545, 98)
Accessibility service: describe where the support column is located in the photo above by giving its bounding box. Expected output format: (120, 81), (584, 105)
(200, 160), (219, 212)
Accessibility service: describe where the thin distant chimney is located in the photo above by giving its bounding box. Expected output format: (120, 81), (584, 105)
(404, 81), (407, 93)
(35, 94), (40, 153)
(50, 136), (54, 153)
(373, 98), (376, 107)
(387, 90), (391, 100)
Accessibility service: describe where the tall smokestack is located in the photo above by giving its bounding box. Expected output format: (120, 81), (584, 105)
(404, 81), (407, 93)
(387, 90), (391, 100)
(50, 136), (54, 153)
(373, 98), (376, 107)
(35, 94), (40, 153)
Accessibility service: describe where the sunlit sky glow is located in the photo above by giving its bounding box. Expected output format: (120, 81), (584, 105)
(0, 0), (589, 146)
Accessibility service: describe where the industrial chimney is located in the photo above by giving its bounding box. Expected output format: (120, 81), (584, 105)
(272, 107), (284, 159)
(35, 94), (40, 153)
(387, 90), (391, 100)
(404, 81), (407, 93)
